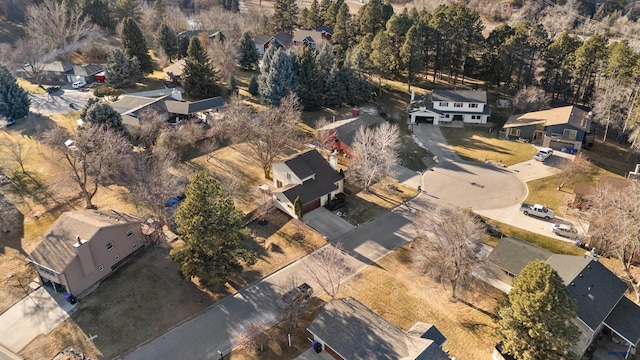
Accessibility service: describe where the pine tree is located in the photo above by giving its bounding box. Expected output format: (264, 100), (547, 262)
(115, 0), (141, 22)
(155, 23), (179, 62)
(259, 49), (298, 106)
(83, 102), (125, 133)
(104, 48), (143, 88)
(170, 172), (256, 288)
(332, 2), (351, 60)
(229, 74), (238, 95)
(308, 0), (322, 28)
(183, 37), (220, 99)
(178, 36), (190, 59)
(0, 65), (30, 120)
(258, 45), (278, 93)
(238, 32), (260, 70)
(84, 0), (115, 30)
(271, 0), (299, 33)
(293, 196), (302, 219)
(497, 260), (580, 360)
(248, 75), (259, 96)
(300, 8), (310, 28)
(296, 47), (324, 110)
(325, 66), (346, 107)
(317, 43), (336, 79)
(401, 24), (426, 92)
(121, 18), (154, 73)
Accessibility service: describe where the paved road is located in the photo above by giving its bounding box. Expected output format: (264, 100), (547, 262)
(29, 89), (95, 116)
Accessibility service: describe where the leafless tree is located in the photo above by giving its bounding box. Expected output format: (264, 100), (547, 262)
(591, 78), (630, 143)
(255, 191), (275, 224)
(0, 133), (32, 177)
(586, 182), (640, 302)
(25, 0), (94, 60)
(314, 117), (333, 151)
(237, 321), (272, 355)
(40, 124), (133, 209)
(233, 95), (302, 179)
(413, 207), (495, 300)
(512, 87), (551, 113)
(133, 109), (167, 149)
(348, 122), (400, 191)
(279, 275), (311, 332)
(303, 243), (350, 299)
(155, 126), (193, 159)
(208, 38), (237, 82)
(13, 37), (49, 86)
(557, 153), (591, 190)
(538, 0), (581, 39)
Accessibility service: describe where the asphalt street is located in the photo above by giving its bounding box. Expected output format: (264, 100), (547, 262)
(29, 89), (95, 116)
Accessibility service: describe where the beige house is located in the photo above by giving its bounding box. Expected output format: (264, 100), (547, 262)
(28, 210), (143, 297)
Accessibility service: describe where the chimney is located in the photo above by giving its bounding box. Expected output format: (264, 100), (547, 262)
(588, 111), (593, 121)
(332, 116), (336, 123)
(411, 90), (415, 101)
(329, 154), (338, 170)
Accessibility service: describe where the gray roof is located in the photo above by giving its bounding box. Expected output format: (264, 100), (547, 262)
(73, 64), (103, 77)
(547, 255), (628, 331)
(41, 61), (74, 73)
(273, 31), (293, 47)
(165, 97), (224, 115)
(177, 29), (219, 38)
(316, 26), (334, 35)
(293, 30), (325, 44)
(605, 297), (640, 346)
(111, 95), (170, 123)
(254, 34), (273, 46)
(29, 210), (142, 272)
(318, 114), (385, 148)
(407, 322), (447, 347)
(432, 90), (487, 103)
(307, 298), (449, 360)
(487, 237), (553, 275)
(276, 149), (343, 205)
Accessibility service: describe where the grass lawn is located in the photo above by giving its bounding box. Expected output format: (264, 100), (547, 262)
(17, 78), (46, 95)
(344, 178), (418, 225)
(19, 247), (215, 359)
(441, 126), (537, 165)
(484, 219), (584, 256)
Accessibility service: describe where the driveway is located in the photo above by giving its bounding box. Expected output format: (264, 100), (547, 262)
(412, 124), (462, 163)
(0, 285), (77, 353)
(29, 89), (95, 116)
(304, 207), (355, 240)
(508, 150), (574, 182)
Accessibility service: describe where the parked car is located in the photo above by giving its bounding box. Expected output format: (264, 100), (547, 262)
(72, 80), (87, 89)
(46, 85), (61, 94)
(551, 224), (579, 239)
(520, 203), (554, 220)
(534, 147), (553, 162)
(3, 118), (15, 127)
(165, 193), (186, 207)
(276, 283), (313, 311)
(325, 197), (345, 211)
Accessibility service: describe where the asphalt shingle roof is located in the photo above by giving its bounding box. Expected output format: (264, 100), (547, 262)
(605, 296), (640, 345)
(432, 89), (487, 103)
(487, 237), (553, 275)
(318, 114), (385, 148)
(503, 105), (591, 132)
(165, 97), (224, 115)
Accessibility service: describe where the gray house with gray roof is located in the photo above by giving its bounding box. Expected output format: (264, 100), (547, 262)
(408, 90), (490, 125)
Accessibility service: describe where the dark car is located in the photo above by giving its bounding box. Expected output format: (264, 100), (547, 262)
(46, 86), (61, 94)
(165, 193), (186, 207)
(4, 118), (15, 127)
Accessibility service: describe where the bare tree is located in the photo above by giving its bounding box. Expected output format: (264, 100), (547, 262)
(557, 153), (591, 190)
(304, 243), (351, 299)
(512, 87), (551, 113)
(348, 122), (400, 191)
(591, 78), (630, 143)
(586, 182), (640, 302)
(255, 191), (274, 224)
(40, 124), (133, 209)
(237, 321), (272, 355)
(0, 133), (33, 178)
(209, 38), (237, 82)
(314, 117), (333, 151)
(14, 37), (49, 86)
(413, 207), (495, 300)
(133, 109), (167, 149)
(279, 275), (311, 332)
(233, 95), (302, 179)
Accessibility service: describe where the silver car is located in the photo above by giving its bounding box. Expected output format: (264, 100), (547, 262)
(551, 224), (578, 239)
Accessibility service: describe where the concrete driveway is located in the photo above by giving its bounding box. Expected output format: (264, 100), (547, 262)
(412, 124), (462, 163)
(508, 150), (574, 182)
(29, 88), (95, 116)
(304, 207), (355, 240)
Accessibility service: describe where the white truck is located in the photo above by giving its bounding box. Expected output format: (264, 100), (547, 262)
(520, 203), (554, 220)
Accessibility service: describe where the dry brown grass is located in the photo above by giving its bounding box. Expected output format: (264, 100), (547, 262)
(345, 178), (418, 225)
(337, 245), (501, 360)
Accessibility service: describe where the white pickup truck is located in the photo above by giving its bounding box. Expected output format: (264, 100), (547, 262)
(520, 203), (554, 220)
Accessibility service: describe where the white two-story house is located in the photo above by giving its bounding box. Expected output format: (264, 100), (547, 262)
(408, 90), (491, 125)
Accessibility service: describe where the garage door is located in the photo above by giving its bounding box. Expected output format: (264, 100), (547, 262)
(549, 140), (573, 151)
(415, 116), (434, 124)
(302, 198), (321, 214)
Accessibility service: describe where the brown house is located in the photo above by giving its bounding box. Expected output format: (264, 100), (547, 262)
(28, 210), (143, 297)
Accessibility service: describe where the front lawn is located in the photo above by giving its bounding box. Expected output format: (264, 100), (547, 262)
(441, 127), (537, 165)
(484, 219), (584, 256)
(344, 178), (418, 225)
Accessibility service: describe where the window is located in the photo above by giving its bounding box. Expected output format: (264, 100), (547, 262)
(132, 242), (138, 250)
(470, 115), (477, 120)
(114, 253), (120, 261)
(445, 114), (450, 118)
(98, 264), (104, 272)
(563, 129), (578, 140)
(106, 241), (114, 250)
(286, 172), (291, 180)
(454, 103), (463, 108)
(438, 102), (449, 107)
(126, 229), (133, 237)
(508, 128), (521, 136)
(469, 103), (478, 108)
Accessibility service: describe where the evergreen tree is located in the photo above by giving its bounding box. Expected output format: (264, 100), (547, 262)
(238, 32), (260, 70)
(115, 0), (141, 22)
(83, 102), (125, 132)
(497, 260), (580, 360)
(332, 3), (352, 61)
(0, 65), (30, 120)
(259, 45), (279, 92)
(84, 0), (115, 30)
(307, 0), (322, 29)
(183, 37), (220, 99)
(317, 43), (336, 79)
(80, 98), (101, 121)
(178, 36), (190, 59)
(324, 1), (338, 28)
(318, 0), (331, 24)
(121, 18), (154, 73)
(155, 23), (179, 62)
(401, 23), (426, 92)
(385, 10), (414, 75)
(259, 49), (298, 106)
(170, 172), (256, 288)
(325, 66), (347, 107)
(296, 47), (324, 110)
(104, 48), (143, 88)
(357, 0), (392, 38)
(300, 8), (311, 29)
(272, 0), (299, 34)
(229, 74), (238, 95)
(248, 75), (259, 96)
(293, 196), (302, 219)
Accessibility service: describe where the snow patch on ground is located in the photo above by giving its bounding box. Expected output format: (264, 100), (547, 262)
(412, 134), (428, 151)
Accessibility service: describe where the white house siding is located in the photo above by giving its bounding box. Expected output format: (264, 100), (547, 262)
(273, 192), (296, 218)
(272, 162), (302, 187)
(433, 102), (485, 113)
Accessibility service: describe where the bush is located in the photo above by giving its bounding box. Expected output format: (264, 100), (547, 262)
(93, 84), (122, 98)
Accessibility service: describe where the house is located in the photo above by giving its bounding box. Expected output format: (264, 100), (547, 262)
(271, 149), (343, 217)
(305, 297), (449, 360)
(25, 61), (104, 84)
(162, 59), (186, 84)
(111, 94), (174, 127)
(28, 210), (144, 297)
(407, 90), (491, 125)
(571, 175), (632, 208)
(500, 105), (592, 151)
(487, 237), (640, 358)
(177, 29), (225, 42)
(165, 97), (224, 122)
(254, 32), (294, 55)
(292, 30), (330, 49)
(315, 26), (334, 41)
(317, 114), (385, 157)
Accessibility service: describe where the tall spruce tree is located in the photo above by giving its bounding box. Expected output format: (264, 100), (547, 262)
(104, 48), (143, 88)
(238, 32), (260, 70)
(0, 65), (30, 120)
(498, 260), (580, 360)
(121, 18), (154, 73)
(271, 0), (299, 33)
(296, 47), (324, 110)
(182, 37), (220, 99)
(155, 23), (179, 62)
(259, 49), (298, 106)
(258, 44), (279, 93)
(83, 102), (126, 133)
(169, 172), (256, 288)
(248, 75), (259, 96)
(332, 2), (352, 61)
(307, 0), (322, 29)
